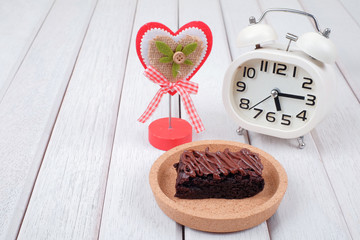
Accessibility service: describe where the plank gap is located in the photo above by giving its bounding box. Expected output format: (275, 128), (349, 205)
(182, 225), (185, 240)
(336, 0), (360, 29)
(265, 220), (272, 240)
(219, 0), (234, 61)
(177, 0), (180, 29)
(334, 62), (360, 103)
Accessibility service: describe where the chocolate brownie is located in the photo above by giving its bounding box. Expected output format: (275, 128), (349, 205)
(174, 147), (265, 199)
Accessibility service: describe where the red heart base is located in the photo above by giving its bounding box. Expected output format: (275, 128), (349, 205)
(148, 117), (192, 151)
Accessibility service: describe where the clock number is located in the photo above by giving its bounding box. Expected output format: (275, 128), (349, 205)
(260, 60), (269, 72)
(296, 110), (308, 121)
(243, 67), (256, 79)
(293, 66), (297, 78)
(302, 77), (313, 90)
(236, 81), (246, 92)
(253, 108), (263, 119)
(266, 112), (276, 122)
(306, 94), (316, 106)
(239, 98), (250, 109)
(281, 114), (291, 126)
(273, 63), (287, 76)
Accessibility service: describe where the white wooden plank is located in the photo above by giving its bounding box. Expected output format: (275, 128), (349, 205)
(98, 0), (182, 239)
(299, 0), (360, 101)
(220, 0), (263, 59)
(221, 0), (353, 238)
(0, 0), (98, 239)
(17, 0), (137, 239)
(179, 0), (268, 238)
(0, 0), (54, 100)
(337, 0), (360, 27)
(185, 224), (269, 240)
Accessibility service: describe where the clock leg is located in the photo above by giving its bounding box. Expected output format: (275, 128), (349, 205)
(236, 127), (245, 135)
(297, 136), (306, 149)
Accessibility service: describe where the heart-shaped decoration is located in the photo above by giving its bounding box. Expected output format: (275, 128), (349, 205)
(136, 22), (213, 95)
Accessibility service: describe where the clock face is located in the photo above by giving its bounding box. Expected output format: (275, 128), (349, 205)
(231, 58), (317, 131)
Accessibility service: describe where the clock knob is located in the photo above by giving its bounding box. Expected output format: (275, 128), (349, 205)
(237, 24), (277, 48)
(297, 32), (337, 64)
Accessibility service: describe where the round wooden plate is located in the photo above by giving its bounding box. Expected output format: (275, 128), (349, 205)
(149, 140), (288, 233)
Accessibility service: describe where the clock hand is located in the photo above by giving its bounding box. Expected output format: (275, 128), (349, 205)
(274, 96), (282, 111)
(271, 89), (282, 111)
(249, 95), (271, 110)
(278, 92), (305, 100)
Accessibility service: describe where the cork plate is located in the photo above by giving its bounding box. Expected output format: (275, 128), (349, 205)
(149, 140), (288, 233)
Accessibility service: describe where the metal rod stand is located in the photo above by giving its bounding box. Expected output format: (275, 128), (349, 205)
(168, 94), (172, 129)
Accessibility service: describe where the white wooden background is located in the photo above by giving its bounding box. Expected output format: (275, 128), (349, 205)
(0, 0), (359, 239)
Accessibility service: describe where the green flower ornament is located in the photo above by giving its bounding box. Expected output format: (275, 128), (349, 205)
(155, 41), (198, 78)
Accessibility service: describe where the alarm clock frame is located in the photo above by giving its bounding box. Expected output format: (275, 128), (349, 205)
(222, 8), (337, 148)
(223, 47), (336, 140)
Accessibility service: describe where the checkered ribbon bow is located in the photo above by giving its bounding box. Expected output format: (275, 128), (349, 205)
(138, 66), (204, 133)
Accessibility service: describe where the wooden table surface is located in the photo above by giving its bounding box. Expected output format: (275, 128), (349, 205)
(1, 0), (359, 239)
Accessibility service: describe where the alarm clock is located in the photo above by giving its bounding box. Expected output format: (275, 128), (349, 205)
(223, 8), (337, 148)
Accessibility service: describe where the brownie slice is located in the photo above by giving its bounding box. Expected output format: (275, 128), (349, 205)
(174, 147), (265, 199)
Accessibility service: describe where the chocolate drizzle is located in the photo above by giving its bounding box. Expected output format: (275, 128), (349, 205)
(176, 148), (263, 180)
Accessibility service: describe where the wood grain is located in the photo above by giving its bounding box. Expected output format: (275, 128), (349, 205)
(17, 0), (137, 239)
(97, 0), (182, 239)
(0, 0), (54, 101)
(338, 0), (360, 26)
(0, 0), (98, 239)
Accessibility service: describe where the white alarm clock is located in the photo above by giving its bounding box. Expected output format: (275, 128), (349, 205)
(223, 8), (337, 148)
